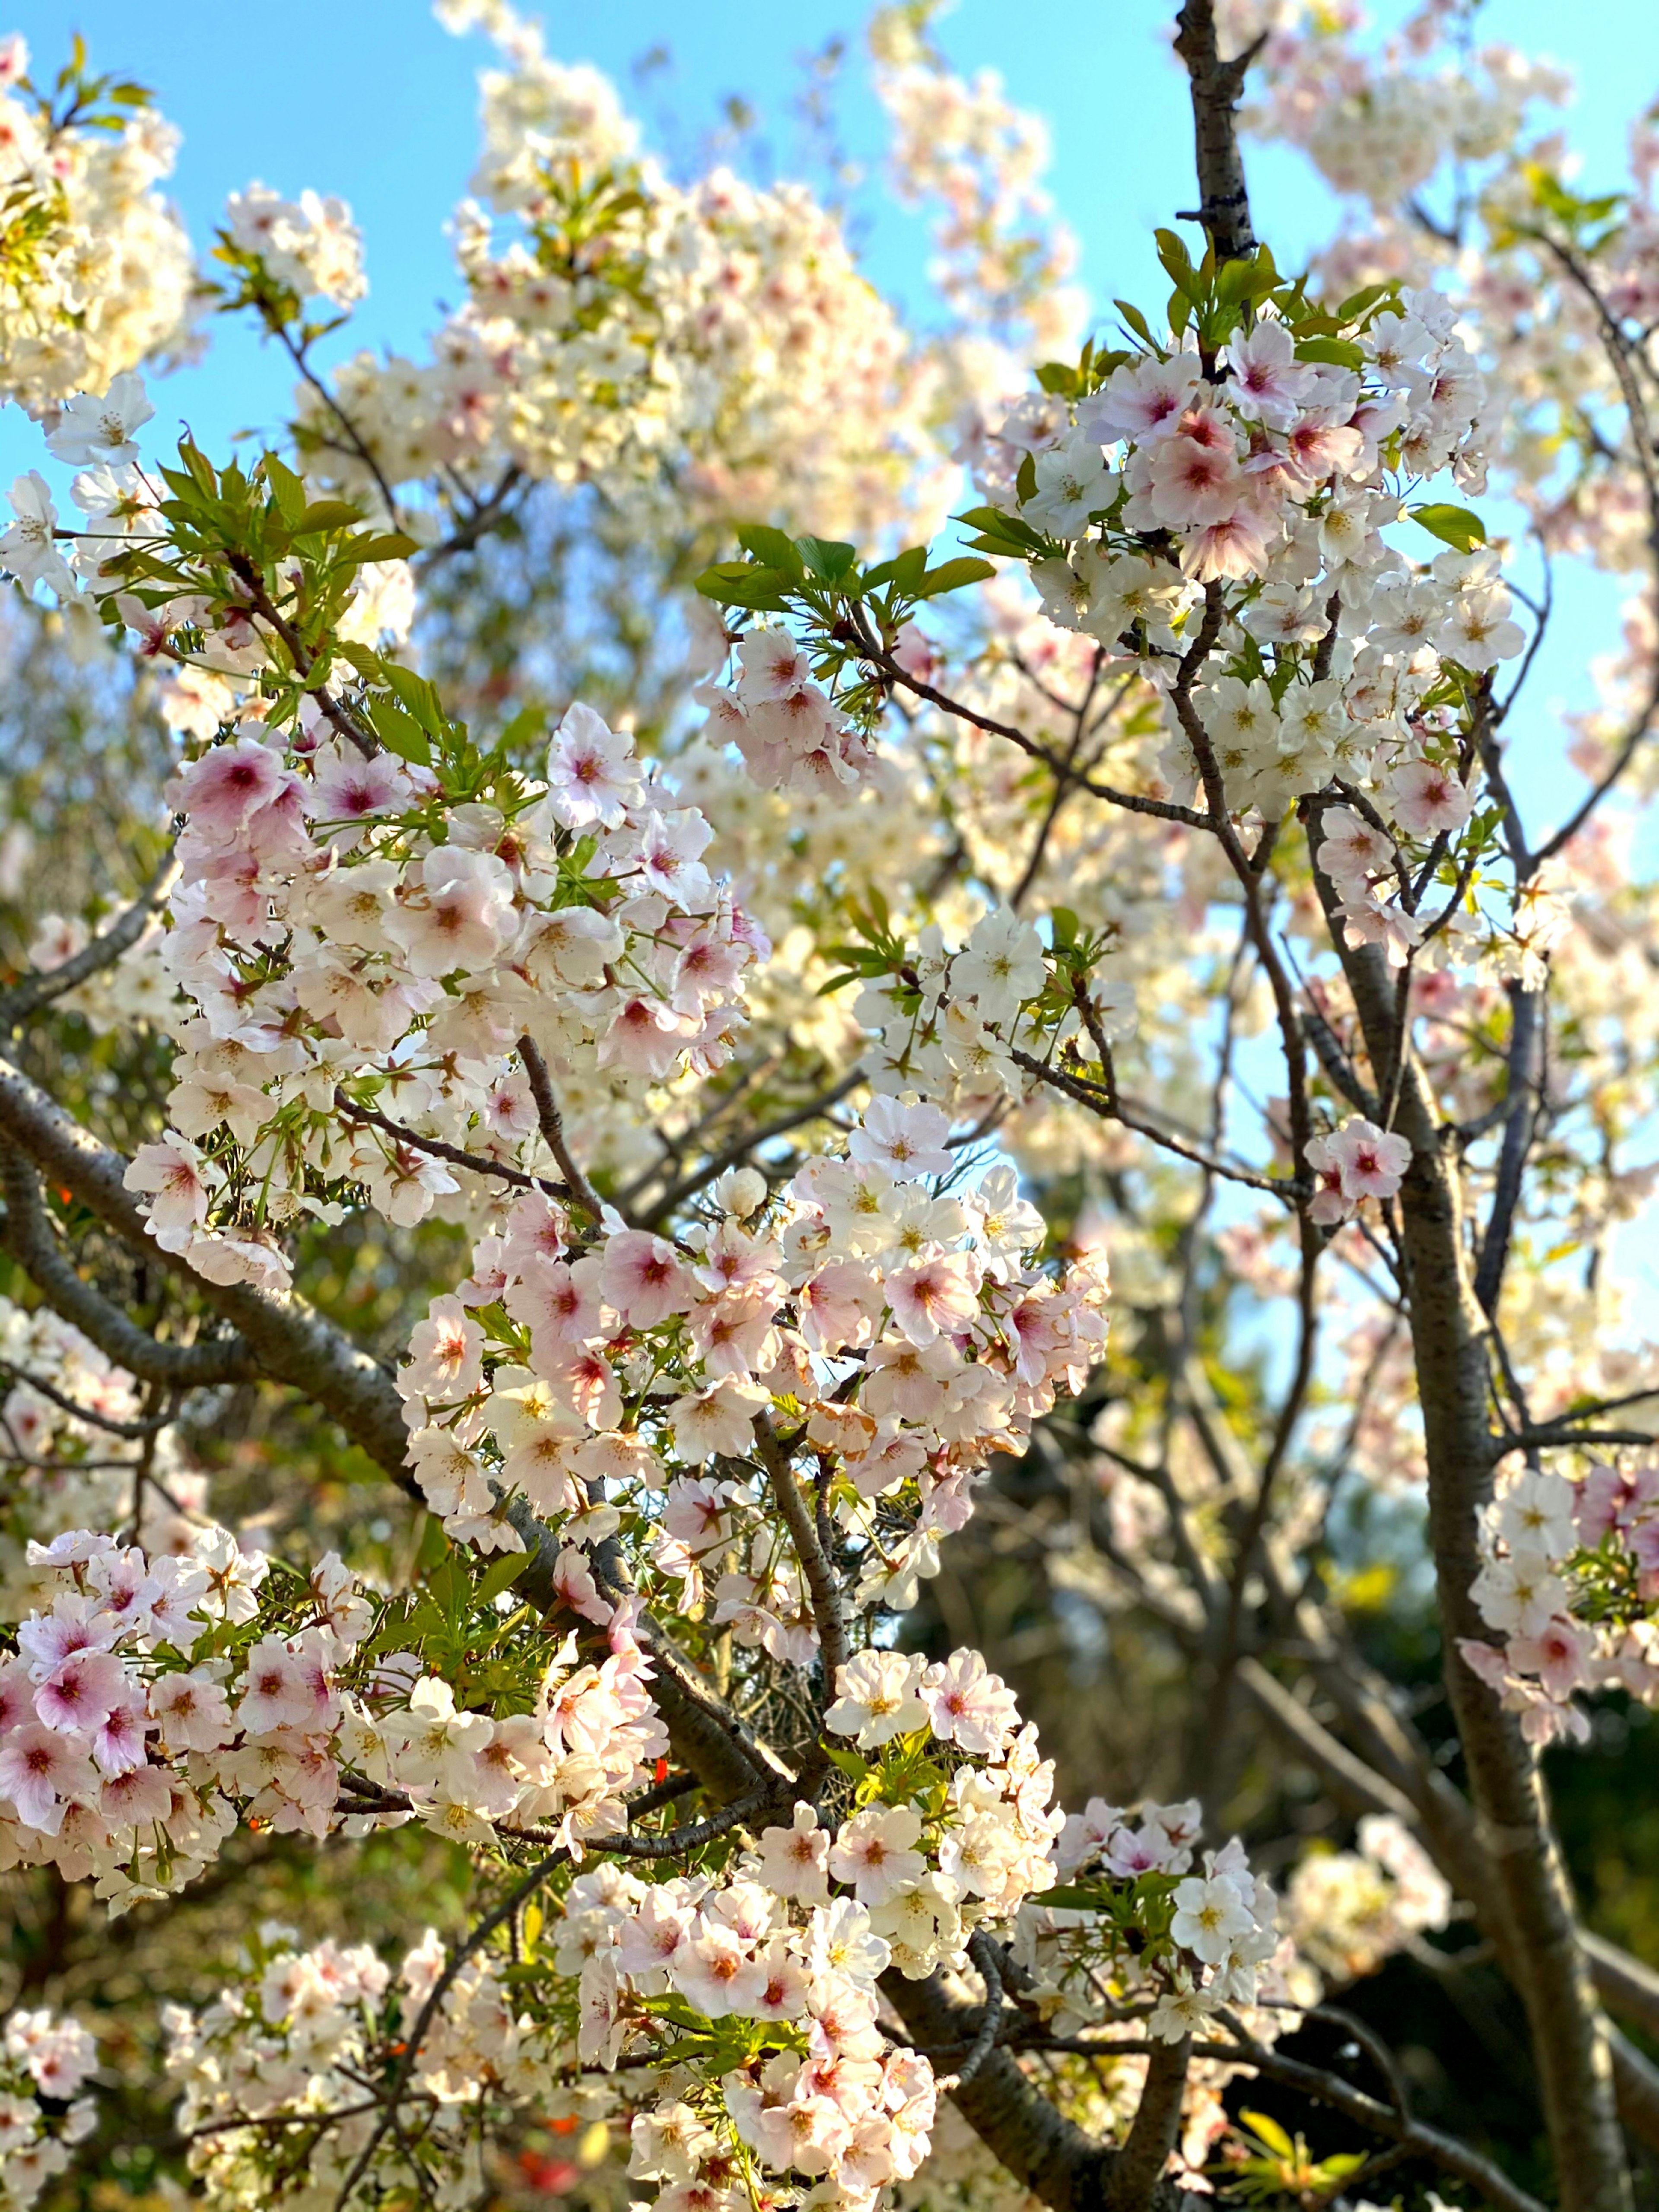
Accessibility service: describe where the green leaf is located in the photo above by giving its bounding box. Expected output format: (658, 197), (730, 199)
(345, 530), (420, 563)
(1114, 298), (1159, 350)
(915, 556), (995, 599)
(1408, 501), (1488, 553)
(262, 453), (308, 527)
(1035, 360), (1080, 397)
(1154, 227), (1198, 297)
(474, 1551), (532, 1606)
(795, 534), (858, 583)
(383, 664), (445, 734)
(693, 561), (791, 612)
(824, 1744), (870, 1782)
(1293, 334), (1366, 370)
(862, 544), (928, 594)
(364, 696), (432, 766)
(734, 524), (805, 578)
(1239, 2111), (1295, 2159)
(292, 499), (365, 536)
(1035, 1884), (1102, 1910)
(1335, 280), (1397, 322)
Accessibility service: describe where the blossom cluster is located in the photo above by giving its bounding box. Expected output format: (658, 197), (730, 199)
(0, 34), (194, 413)
(396, 1096), (1106, 1614)
(1242, 3), (1569, 214)
(1462, 1461), (1659, 1745)
(0, 2009), (98, 2212)
(286, 2), (945, 540)
(150, 1649), (1116, 2212)
(164, 1920), (572, 2212)
(0, 1519), (674, 1905)
(867, 5), (1083, 361)
(119, 694), (760, 1292)
(1024, 1792), (1289, 2044)
(222, 181), (367, 310)
(1284, 1812), (1451, 1983)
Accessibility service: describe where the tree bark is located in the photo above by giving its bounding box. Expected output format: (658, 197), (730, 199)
(1324, 921), (1630, 2210)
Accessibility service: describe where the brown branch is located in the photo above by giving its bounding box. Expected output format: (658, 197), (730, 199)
(0, 852), (180, 1031)
(1172, 2), (1264, 264)
(1008, 1046), (1293, 1198)
(517, 1034), (604, 1220)
(0, 1144), (256, 1388)
(641, 1067), (866, 1224)
(0, 1052), (416, 1489)
(1106, 2035), (1189, 2211)
(858, 644), (1208, 831)
(333, 1087), (576, 1202)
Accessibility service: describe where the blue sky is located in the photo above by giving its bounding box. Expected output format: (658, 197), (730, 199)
(2, 0), (1649, 470)
(2, 0), (1641, 838)
(1, 0), (1653, 859)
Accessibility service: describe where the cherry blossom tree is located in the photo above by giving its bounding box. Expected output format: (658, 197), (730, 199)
(5, 5), (1659, 2211)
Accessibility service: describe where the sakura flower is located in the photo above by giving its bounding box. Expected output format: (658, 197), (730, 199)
(45, 373), (156, 465)
(168, 734), (291, 840)
(952, 908), (1046, 1025)
(1, 472), (77, 594)
(755, 1803), (831, 1904)
(920, 1649), (1019, 1754)
(546, 703), (642, 829)
(599, 1231), (694, 1328)
(827, 1805), (926, 1904)
(0, 1725), (97, 1834)
(848, 1097), (954, 1181)
(1080, 352), (1202, 444)
(1437, 587), (1525, 670)
(824, 1650), (928, 1748)
(1021, 429), (1115, 537)
(123, 1135), (216, 1233)
(1224, 317), (1315, 428)
(1389, 755), (1473, 836)
(1170, 1872), (1254, 1963)
(402, 1296), (484, 1405)
(1493, 1470), (1578, 1559)
(886, 1252), (982, 1346)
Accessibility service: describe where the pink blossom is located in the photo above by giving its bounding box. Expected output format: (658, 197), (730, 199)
(546, 703), (641, 829)
(403, 1295), (485, 1404)
(886, 1252), (982, 1347)
(33, 1649), (128, 1735)
(920, 1649), (1019, 1754)
(168, 735), (291, 842)
(1079, 353), (1202, 445)
(600, 1231), (695, 1328)
(124, 1135), (215, 1233)
(0, 1724), (97, 1833)
(1389, 756), (1474, 836)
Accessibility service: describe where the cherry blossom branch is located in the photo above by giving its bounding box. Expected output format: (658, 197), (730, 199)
(1106, 2035), (1190, 2212)
(331, 1087), (576, 1203)
(1008, 1046), (1294, 1198)
(0, 850), (179, 1031)
(1472, 982), (1541, 1317)
(258, 310), (402, 524)
(932, 1935), (1004, 2093)
(639, 1066), (866, 1224)
(856, 642), (1208, 830)
(224, 553), (379, 761)
(750, 1410), (851, 1786)
(0, 1051), (417, 1487)
(0, 1354), (184, 1440)
(516, 1034), (604, 1220)
(1171, 1), (1265, 265)
(329, 1849), (570, 2212)
(0, 1142), (256, 1389)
